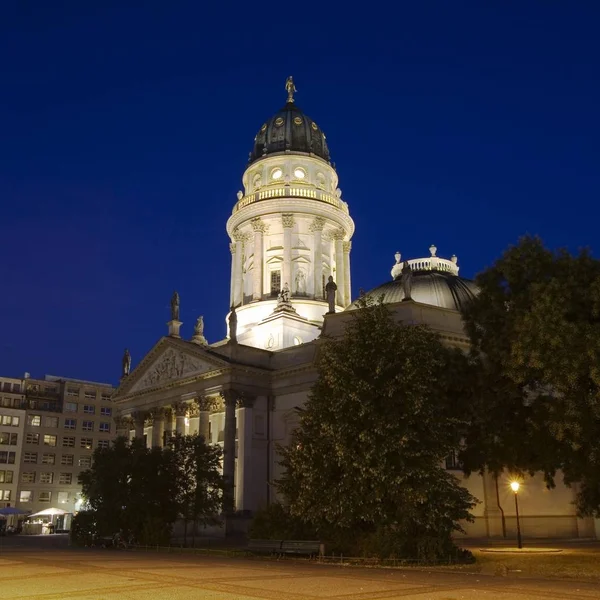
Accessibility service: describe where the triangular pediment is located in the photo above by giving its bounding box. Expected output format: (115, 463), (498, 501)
(116, 337), (230, 397)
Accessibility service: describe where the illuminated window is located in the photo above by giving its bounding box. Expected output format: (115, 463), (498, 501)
(0, 490), (11, 501)
(57, 491), (69, 504)
(80, 437), (93, 449)
(293, 167), (306, 179)
(43, 434), (57, 447)
(0, 470), (13, 483)
(28, 415), (41, 427)
(271, 168), (283, 180)
(20, 491), (32, 503)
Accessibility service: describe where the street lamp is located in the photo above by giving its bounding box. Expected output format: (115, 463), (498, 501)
(510, 481), (523, 549)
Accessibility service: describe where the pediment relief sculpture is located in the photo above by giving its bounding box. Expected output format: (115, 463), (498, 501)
(130, 347), (212, 393)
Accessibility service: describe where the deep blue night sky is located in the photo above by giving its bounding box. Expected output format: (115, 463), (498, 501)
(1, 2), (599, 384)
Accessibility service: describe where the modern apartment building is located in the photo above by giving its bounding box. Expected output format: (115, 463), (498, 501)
(0, 374), (115, 528)
(0, 376), (26, 510)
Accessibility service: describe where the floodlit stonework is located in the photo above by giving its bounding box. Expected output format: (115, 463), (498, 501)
(112, 80), (599, 540)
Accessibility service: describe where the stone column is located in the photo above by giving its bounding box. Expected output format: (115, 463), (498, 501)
(222, 390), (238, 513)
(114, 416), (131, 439)
(232, 229), (245, 307)
(229, 242), (236, 307)
(163, 408), (173, 445)
(188, 402), (200, 435)
(251, 218), (265, 301)
(334, 230), (346, 307)
(150, 408), (165, 448)
(173, 402), (187, 435)
(235, 397), (255, 512)
(282, 214), (294, 291)
(310, 217), (325, 299)
(343, 241), (352, 307)
(197, 397), (212, 443)
(132, 411), (146, 441)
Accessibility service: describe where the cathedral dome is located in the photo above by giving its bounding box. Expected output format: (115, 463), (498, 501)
(248, 77), (331, 166)
(347, 246), (479, 312)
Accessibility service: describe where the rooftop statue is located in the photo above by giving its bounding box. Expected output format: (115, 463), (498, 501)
(285, 76), (296, 103)
(170, 291), (180, 321)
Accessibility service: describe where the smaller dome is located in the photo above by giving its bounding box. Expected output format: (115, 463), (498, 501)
(348, 247), (478, 312)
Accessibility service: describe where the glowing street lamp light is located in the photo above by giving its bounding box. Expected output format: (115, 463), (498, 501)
(510, 481), (523, 549)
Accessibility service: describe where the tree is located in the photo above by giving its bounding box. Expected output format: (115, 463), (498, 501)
(166, 433), (225, 546)
(461, 236), (600, 516)
(276, 299), (476, 560)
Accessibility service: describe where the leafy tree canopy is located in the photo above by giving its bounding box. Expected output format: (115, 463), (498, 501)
(462, 236), (600, 515)
(275, 299), (476, 559)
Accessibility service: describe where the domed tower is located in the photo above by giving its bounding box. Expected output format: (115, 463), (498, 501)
(226, 78), (355, 350)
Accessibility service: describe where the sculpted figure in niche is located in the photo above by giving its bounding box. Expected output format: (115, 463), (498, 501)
(171, 291), (180, 321)
(295, 269), (306, 295)
(401, 261), (413, 301)
(325, 275), (337, 314)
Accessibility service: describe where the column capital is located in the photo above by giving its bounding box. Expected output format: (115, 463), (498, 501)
(220, 389), (243, 407)
(282, 213), (295, 228)
(251, 217), (267, 233)
(132, 411), (148, 427)
(332, 228), (346, 241)
(343, 240), (352, 253)
(309, 216), (326, 232)
(229, 242), (236, 255)
(233, 228), (250, 243)
(236, 395), (256, 409)
(148, 407), (166, 423)
(195, 395), (216, 412)
(171, 401), (188, 417)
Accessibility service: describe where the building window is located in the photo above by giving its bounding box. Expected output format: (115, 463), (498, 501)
(44, 416), (59, 428)
(28, 415), (41, 427)
(101, 393), (111, 402)
(44, 386), (57, 394)
(39, 491), (51, 502)
(80, 437), (93, 449)
(0, 432), (18, 445)
(84, 391), (96, 400)
(62, 436), (75, 448)
(82, 421), (93, 432)
(61, 454), (74, 466)
(100, 407), (112, 417)
(64, 402), (78, 412)
(0, 470), (14, 484)
(21, 471), (36, 483)
(43, 434), (57, 447)
(1, 414), (19, 426)
(41, 453), (55, 465)
(0, 451), (16, 464)
(97, 440), (110, 449)
(445, 450), (463, 470)
(19, 491), (32, 503)
(270, 270), (281, 297)
(79, 456), (92, 468)
(23, 452), (37, 464)
(67, 388), (79, 397)
(0, 490), (11, 501)
(83, 405), (95, 415)
(64, 419), (76, 430)
(26, 433), (40, 445)
(58, 473), (72, 485)
(99, 422), (110, 433)
(57, 491), (69, 504)
(39, 472), (54, 484)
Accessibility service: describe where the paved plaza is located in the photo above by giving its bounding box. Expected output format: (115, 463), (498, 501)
(1, 539), (600, 600)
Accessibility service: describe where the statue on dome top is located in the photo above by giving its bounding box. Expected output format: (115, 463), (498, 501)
(285, 76), (297, 103)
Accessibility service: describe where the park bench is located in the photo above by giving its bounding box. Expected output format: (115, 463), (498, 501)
(247, 539), (283, 555)
(280, 540), (323, 557)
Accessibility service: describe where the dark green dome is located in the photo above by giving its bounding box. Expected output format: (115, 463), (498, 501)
(249, 101), (331, 166)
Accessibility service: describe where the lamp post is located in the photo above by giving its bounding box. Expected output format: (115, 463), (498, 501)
(510, 481), (523, 549)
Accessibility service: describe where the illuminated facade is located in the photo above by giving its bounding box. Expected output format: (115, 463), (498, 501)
(112, 80), (599, 540)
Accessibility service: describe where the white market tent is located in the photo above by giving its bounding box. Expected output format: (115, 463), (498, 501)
(28, 508), (67, 518)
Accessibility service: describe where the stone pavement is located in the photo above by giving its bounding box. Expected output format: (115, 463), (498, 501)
(1, 546), (600, 600)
